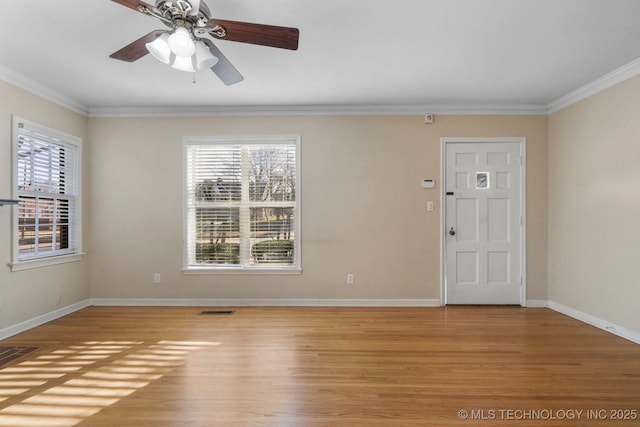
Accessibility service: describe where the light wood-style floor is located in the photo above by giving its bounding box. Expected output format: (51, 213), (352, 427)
(0, 306), (638, 426)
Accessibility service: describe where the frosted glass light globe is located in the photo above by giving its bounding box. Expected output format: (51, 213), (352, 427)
(168, 27), (195, 57)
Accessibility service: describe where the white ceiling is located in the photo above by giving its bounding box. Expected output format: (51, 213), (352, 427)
(2, 0), (640, 115)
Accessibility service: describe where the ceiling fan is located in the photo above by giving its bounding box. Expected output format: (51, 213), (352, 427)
(109, 0), (299, 85)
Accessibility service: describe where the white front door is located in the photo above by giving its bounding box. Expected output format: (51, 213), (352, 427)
(443, 138), (525, 305)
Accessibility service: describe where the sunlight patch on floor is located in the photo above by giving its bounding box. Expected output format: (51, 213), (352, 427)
(0, 340), (220, 426)
(0, 389), (28, 397)
(43, 386), (136, 398)
(0, 403), (101, 417)
(0, 374), (64, 380)
(23, 395), (119, 407)
(0, 415), (81, 426)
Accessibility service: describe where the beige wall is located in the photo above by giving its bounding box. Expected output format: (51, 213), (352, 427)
(87, 114), (548, 302)
(5, 69), (639, 335)
(0, 77), (549, 334)
(548, 75), (640, 332)
(0, 80), (89, 330)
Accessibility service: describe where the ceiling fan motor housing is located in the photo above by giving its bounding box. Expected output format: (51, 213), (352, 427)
(155, 0), (211, 27)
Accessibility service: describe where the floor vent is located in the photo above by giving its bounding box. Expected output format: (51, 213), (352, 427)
(199, 310), (235, 316)
(0, 346), (38, 368)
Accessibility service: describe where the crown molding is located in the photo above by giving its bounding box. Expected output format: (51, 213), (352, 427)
(4, 57), (640, 118)
(86, 103), (548, 118)
(548, 57), (640, 113)
(0, 66), (547, 117)
(0, 64), (89, 116)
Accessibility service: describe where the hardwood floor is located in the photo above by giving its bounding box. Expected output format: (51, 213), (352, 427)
(0, 306), (638, 426)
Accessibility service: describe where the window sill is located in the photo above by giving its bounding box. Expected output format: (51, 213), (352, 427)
(9, 253), (85, 272)
(183, 266), (302, 276)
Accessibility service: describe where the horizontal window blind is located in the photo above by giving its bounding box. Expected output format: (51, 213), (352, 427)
(185, 138), (299, 269)
(15, 120), (80, 260)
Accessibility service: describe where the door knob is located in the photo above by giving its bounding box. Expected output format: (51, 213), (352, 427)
(449, 227), (456, 236)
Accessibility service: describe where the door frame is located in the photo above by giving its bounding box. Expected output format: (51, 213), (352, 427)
(439, 137), (527, 306)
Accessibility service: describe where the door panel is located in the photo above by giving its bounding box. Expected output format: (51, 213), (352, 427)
(488, 251), (509, 283)
(445, 140), (523, 305)
(487, 198), (509, 241)
(456, 198), (478, 241)
(456, 252), (479, 284)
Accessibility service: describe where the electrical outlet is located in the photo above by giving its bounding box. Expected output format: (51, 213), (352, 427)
(346, 273), (354, 284)
(153, 273), (161, 284)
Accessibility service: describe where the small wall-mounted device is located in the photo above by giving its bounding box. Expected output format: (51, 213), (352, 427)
(421, 178), (436, 189)
(424, 114), (434, 124)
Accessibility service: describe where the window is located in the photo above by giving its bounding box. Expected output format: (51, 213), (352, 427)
(184, 136), (300, 273)
(11, 117), (82, 270)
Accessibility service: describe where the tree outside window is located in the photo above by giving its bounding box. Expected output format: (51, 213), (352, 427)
(184, 137), (300, 271)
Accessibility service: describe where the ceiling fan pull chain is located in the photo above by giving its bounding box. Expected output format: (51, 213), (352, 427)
(193, 72), (196, 84)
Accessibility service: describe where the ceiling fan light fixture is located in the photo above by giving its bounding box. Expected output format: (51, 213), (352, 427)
(168, 26), (196, 57)
(145, 33), (171, 64)
(195, 40), (218, 69)
(110, 0), (299, 85)
(171, 55), (195, 72)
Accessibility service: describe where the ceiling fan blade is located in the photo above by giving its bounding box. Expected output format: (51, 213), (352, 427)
(110, 30), (167, 62)
(111, 0), (157, 15)
(188, 0), (201, 16)
(207, 19), (299, 50)
(202, 38), (244, 86)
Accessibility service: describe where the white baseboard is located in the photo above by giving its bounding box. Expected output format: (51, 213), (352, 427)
(90, 298), (442, 307)
(1, 298), (439, 341)
(547, 300), (640, 344)
(0, 299), (91, 340)
(4, 298), (636, 345)
(525, 299), (548, 308)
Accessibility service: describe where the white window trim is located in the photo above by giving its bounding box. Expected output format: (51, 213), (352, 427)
(182, 135), (302, 274)
(9, 253), (85, 272)
(10, 116), (83, 272)
(182, 266), (302, 275)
